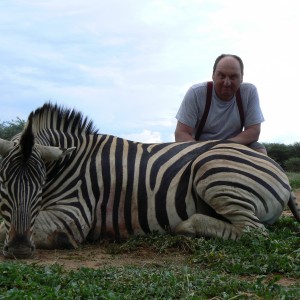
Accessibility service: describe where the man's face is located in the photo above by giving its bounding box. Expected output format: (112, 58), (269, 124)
(212, 57), (243, 101)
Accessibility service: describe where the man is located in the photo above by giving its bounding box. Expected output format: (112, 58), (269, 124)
(175, 54), (267, 154)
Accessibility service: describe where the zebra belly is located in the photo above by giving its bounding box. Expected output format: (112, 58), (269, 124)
(91, 189), (197, 240)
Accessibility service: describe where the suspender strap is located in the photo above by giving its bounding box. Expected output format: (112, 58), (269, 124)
(194, 81), (213, 140)
(236, 88), (244, 130)
(195, 81), (244, 140)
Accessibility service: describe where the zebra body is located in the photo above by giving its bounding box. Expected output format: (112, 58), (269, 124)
(0, 103), (299, 258)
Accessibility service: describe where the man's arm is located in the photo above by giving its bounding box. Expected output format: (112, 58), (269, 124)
(175, 121), (262, 147)
(229, 123), (261, 145)
(175, 121), (195, 142)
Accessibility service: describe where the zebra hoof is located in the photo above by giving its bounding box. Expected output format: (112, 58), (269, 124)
(174, 220), (197, 237)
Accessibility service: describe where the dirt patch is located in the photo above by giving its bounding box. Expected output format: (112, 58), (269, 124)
(1, 243), (188, 270)
(1, 189), (300, 271)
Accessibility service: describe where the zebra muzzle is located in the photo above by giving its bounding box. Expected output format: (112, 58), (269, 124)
(3, 230), (35, 259)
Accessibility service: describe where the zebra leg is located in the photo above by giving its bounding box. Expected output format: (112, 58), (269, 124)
(32, 213), (85, 249)
(174, 214), (244, 240)
(32, 228), (79, 249)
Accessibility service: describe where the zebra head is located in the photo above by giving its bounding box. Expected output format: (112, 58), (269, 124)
(0, 116), (75, 258)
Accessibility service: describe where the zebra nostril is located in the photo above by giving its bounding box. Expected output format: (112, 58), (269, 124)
(3, 243), (35, 259)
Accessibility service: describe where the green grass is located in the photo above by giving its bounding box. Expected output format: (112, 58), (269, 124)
(1, 262), (299, 299)
(1, 217), (300, 299)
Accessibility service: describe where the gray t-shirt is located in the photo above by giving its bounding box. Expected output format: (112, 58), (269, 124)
(176, 82), (265, 141)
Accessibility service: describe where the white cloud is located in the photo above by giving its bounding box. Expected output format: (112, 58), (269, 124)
(123, 130), (163, 143)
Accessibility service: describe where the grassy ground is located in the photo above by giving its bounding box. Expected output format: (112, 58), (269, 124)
(1, 220), (300, 299)
(0, 173), (300, 299)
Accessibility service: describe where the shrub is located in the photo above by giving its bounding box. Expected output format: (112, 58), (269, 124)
(0, 118), (25, 140)
(285, 157), (300, 172)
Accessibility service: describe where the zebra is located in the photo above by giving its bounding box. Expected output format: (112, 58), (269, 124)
(0, 103), (299, 258)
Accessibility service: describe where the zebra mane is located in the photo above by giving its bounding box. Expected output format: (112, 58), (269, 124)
(20, 117), (35, 161)
(29, 102), (99, 136)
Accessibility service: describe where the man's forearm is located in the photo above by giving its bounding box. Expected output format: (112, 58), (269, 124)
(175, 131), (195, 142)
(228, 126), (260, 145)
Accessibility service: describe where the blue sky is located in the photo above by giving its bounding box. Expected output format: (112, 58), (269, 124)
(1, 0), (299, 144)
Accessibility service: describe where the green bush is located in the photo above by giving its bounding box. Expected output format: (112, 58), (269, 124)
(264, 142), (300, 170)
(287, 172), (300, 189)
(0, 118), (25, 140)
(285, 157), (300, 173)
(264, 143), (292, 168)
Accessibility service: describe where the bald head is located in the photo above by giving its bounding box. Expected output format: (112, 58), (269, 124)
(213, 54), (244, 76)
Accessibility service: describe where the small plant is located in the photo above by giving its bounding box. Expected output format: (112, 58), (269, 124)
(106, 232), (200, 255)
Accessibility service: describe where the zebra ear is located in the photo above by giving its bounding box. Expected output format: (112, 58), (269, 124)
(0, 138), (15, 157)
(36, 144), (76, 162)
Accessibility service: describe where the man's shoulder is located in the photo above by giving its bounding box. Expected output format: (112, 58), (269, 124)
(240, 82), (257, 91)
(190, 82), (208, 90)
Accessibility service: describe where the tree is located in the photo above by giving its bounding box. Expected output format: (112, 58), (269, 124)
(0, 118), (25, 140)
(291, 142), (300, 157)
(285, 157), (300, 172)
(263, 143), (292, 168)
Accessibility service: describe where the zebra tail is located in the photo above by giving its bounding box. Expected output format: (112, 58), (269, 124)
(288, 191), (300, 222)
